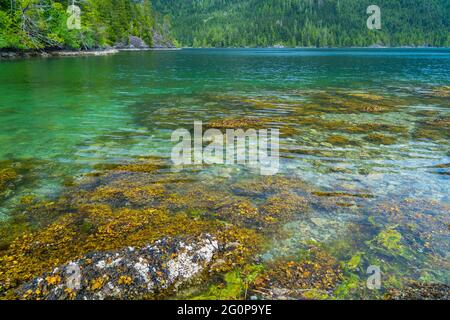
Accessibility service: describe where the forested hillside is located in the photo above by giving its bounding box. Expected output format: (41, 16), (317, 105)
(0, 0), (173, 50)
(153, 0), (450, 47)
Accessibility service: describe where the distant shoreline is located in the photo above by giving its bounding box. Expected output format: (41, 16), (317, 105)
(182, 46), (450, 49)
(2, 46), (448, 61)
(0, 47), (181, 60)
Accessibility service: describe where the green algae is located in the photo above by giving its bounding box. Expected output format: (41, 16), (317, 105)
(347, 253), (363, 270)
(376, 229), (403, 251)
(191, 265), (264, 300)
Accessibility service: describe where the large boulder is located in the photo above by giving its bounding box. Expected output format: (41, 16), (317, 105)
(18, 234), (218, 300)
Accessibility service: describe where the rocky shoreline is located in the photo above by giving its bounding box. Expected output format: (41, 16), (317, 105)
(0, 48), (119, 60)
(0, 47), (181, 61)
(0, 34), (177, 60)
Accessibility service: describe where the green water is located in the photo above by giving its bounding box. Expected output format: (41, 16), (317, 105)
(0, 48), (449, 298)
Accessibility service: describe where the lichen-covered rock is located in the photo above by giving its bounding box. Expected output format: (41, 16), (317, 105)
(17, 234), (219, 300)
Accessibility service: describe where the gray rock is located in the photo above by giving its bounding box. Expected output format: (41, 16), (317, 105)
(18, 234), (218, 300)
(128, 36), (149, 49)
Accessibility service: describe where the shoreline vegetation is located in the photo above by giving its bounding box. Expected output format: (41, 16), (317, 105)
(1, 45), (449, 61)
(0, 47), (181, 60)
(0, 0), (176, 58)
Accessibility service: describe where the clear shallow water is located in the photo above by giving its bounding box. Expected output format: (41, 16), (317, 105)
(0, 49), (449, 298)
(1, 49), (449, 199)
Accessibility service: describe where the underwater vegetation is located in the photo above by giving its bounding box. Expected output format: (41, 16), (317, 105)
(208, 118), (268, 129)
(387, 282), (450, 300)
(0, 82), (449, 300)
(364, 134), (397, 145)
(249, 245), (343, 300)
(429, 86), (450, 98)
(0, 167), (18, 196)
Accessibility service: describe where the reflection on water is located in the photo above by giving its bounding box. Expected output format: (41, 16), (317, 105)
(0, 49), (449, 299)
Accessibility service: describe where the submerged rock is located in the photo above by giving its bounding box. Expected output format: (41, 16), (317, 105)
(18, 234), (219, 300)
(387, 282), (450, 300)
(250, 245), (343, 300)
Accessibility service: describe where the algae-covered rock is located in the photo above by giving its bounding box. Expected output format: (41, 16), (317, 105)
(231, 175), (310, 198)
(208, 117), (267, 129)
(387, 282), (450, 300)
(430, 86), (450, 98)
(250, 246), (343, 300)
(325, 135), (350, 146)
(365, 133), (397, 145)
(260, 192), (310, 222)
(17, 234), (219, 300)
(0, 167), (19, 198)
